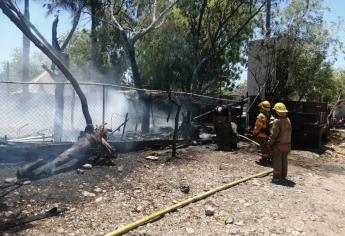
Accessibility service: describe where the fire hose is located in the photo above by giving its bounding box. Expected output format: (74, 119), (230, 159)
(237, 134), (260, 147)
(105, 168), (273, 236)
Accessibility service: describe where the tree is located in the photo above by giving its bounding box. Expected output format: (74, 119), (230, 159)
(0, 0), (118, 179)
(107, 0), (178, 89)
(137, 0), (265, 93)
(279, 0), (341, 102)
(248, 0), (342, 103)
(46, 0), (104, 68)
(48, 5), (83, 142)
(0, 48), (50, 82)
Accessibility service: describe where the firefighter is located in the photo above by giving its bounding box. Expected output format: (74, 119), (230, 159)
(253, 100), (272, 164)
(213, 100), (237, 151)
(268, 102), (292, 183)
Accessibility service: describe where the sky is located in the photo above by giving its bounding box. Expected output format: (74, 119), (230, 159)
(0, 0), (344, 74)
(0, 1), (91, 65)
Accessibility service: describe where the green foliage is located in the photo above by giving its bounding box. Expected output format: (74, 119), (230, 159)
(137, 0), (259, 92)
(62, 29), (127, 83)
(62, 30), (91, 67)
(0, 48), (50, 81)
(262, 0), (342, 103)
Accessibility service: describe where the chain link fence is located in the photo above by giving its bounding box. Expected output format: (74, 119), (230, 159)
(0, 81), (173, 142)
(0, 81), (242, 143)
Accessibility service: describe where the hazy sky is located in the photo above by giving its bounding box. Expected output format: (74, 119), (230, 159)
(0, 1), (91, 63)
(0, 0), (344, 72)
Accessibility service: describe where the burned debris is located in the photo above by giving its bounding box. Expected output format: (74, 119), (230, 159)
(1, 0), (345, 235)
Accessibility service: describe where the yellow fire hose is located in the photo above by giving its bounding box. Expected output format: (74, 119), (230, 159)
(238, 134), (260, 147)
(105, 168), (273, 236)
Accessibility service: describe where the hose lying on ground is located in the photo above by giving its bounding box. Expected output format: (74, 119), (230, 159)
(105, 168), (273, 236)
(238, 134), (260, 147)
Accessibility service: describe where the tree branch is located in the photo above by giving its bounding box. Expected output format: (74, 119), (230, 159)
(61, 7), (82, 51)
(191, 0), (266, 92)
(131, 0), (179, 43)
(52, 15), (61, 52)
(108, 0), (125, 32)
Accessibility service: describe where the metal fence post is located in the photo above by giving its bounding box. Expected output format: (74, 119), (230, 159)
(102, 85), (106, 125)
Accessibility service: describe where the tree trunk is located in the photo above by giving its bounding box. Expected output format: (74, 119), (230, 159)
(266, 0), (271, 38)
(17, 134), (98, 179)
(125, 41), (143, 89)
(90, 1), (98, 68)
(119, 33), (149, 132)
(52, 16), (66, 142)
(0, 0), (94, 132)
(22, 0), (30, 94)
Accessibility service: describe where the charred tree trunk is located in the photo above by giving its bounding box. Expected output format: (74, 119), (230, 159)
(120, 34), (149, 133)
(121, 33), (143, 89)
(0, 1), (112, 179)
(17, 134), (98, 179)
(52, 16), (66, 142)
(22, 0), (30, 94)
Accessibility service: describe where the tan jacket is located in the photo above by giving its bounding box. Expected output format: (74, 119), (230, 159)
(268, 116), (292, 152)
(253, 112), (269, 138)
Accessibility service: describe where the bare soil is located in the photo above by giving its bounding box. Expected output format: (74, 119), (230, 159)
(1, 133), (345, 236)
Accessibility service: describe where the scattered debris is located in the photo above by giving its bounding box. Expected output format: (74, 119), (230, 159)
(23, 180), (31, 185)
(0, 207), (67, 231)
(82, 163), (93, 170)
(5, 177), (17, 184)
(82, 191), (96, 197)
(205, 205), (215, 216)
(225, 217), (234, 225)
(186, 227), (195, 234)
(94, 187), (102, 193)
(77, 168), (85, 174)
(234, 220), (245, 226)
(95, 197), (103, 203)
(179, 184), (190, 194)
(145, 155), (159, 161)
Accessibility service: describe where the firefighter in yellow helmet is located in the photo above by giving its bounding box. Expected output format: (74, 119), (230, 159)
(268, 102), (292, 183)
(253, 100), (272, 164)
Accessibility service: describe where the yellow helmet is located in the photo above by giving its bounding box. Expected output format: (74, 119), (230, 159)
(273, 102), (288, 116)
(258, 100), (271, 112)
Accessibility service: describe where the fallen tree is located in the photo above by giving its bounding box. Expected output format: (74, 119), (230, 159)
(0, 0), (114, 179)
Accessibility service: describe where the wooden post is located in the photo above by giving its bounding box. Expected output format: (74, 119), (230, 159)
(71, 90), (75, 130)
(121, 113), (129, 140)
(151, 102), (155, 128)
(172, 105), (181, 158)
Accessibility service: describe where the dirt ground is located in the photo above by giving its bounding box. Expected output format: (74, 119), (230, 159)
(1, 131), (345, 236)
